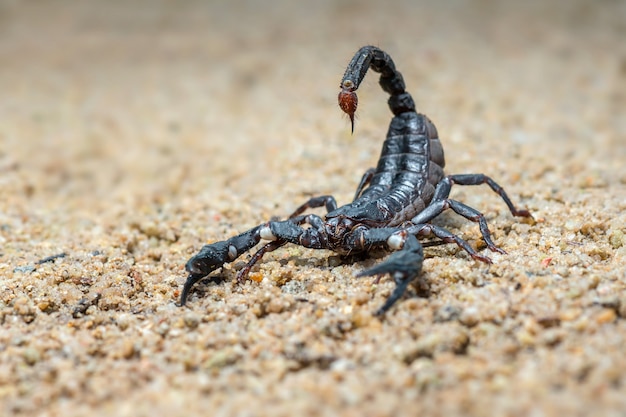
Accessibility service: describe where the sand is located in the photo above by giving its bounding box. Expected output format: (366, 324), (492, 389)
(1, 1), (625, 416)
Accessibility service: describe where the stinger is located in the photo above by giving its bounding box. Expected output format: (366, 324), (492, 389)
(338, 80), (358, 133)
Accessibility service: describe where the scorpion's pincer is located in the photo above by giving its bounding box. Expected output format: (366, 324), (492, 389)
(180, 242), (229, 306)
(338, 80), (358, 133)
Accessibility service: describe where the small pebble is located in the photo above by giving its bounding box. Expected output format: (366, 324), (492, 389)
(434, 304), (462, 323)
(459, 306), (480, 327)
(184, 313), (200, 329)
(22, 348), (41, 366)
(608, 229), (624, 249)
(594, 308), (616, 325)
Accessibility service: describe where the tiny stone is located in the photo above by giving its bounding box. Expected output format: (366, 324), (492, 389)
(539, 328), (564, 346)
(536, 315), (561, 328)
(350, 310), (372, 328)
(139, 222), (161, 239)
(119, 340), (136, 359)
(13, 297), (36, 323)
(203, 348), (240, 370)
(434, 304), (462, 323)
(13, 265), (35, 274)
(22, 348), (41, 366)
(594, 308), (616, 325)
(595, 296), (620, 311)
(572, 316), (590, 332)
(412, 358), (439, 390)
(350, 291), (371, 306)
(608, 230), (624, 249)
(266, 298), (285, 314)
(156, 322), (170, 336)
(402, 334), (440, 362)
(459, 306), (480, 327)
(559, 308), (582, 322)
(281, 279), (306, 294)
(184, 313), (200, 329)
(516, 329), (536, 347)
(116, 314), (131, 331)
(564, 220), (581, 232)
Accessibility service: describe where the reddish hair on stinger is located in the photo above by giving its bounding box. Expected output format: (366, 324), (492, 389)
(338, 80), (358, 133)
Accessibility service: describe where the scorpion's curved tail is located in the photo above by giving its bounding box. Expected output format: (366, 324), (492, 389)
(338, 46), (416, 133)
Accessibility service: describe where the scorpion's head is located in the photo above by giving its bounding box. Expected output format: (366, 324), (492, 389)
(324, 215), (357, 253)
(180, 242), (228, 306)
(338, 79), (358, 133)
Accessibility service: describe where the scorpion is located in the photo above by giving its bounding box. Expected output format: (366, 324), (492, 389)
(180, 45), (532, 315)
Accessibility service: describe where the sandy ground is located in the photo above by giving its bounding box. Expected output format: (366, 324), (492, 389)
(1, 1), (625, 416)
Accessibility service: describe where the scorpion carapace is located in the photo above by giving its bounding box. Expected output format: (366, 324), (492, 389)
(181, 45), (532, 315)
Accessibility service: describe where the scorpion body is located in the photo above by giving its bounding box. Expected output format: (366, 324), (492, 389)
(181, 46), (531, 315)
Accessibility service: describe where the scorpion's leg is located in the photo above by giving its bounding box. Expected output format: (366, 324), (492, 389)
(355, 228), (425, 315)
(412, 198), (505, 254)
(443, 174), (532, 218)
(353, 168), (375, 201)
(235, 240), (287, 283)
(406, 223), (492, 263)
(411, 174), (531, 253)
(288, 195), (337, 218)
(237, 196), (338, 282)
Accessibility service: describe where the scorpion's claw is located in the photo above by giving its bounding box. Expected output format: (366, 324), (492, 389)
(357, 235), (424, 315)
(358, 266), (414, 317)
(180, 272), (210, 306)
(180, 242), (230, 305)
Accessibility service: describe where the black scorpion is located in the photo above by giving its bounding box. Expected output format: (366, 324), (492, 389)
(180, 46), (531, 315)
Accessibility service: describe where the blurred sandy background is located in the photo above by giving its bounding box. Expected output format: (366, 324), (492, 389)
(1, 0), (625, 416)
